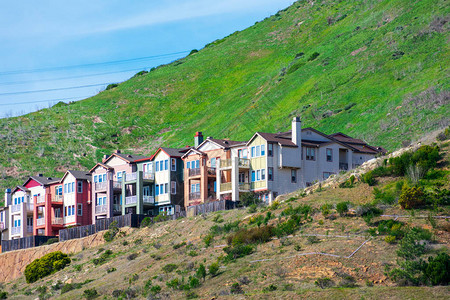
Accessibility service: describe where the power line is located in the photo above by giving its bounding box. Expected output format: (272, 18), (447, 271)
(0, 68), (147, 86)
(0, 83), (111, 96)
(0, 50), (190, 76)
(0, 95), (92, 106)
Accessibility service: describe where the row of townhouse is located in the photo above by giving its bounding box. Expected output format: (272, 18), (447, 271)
(0, 117), (385, 241)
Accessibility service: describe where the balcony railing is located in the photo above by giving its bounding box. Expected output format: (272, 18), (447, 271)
(220, 182), (232, 192)
(125, 195), (137, 205)
(95, 205), (107, 214)
(188, 168), (201, 177)
(143, 172), (154, 180)
(52, 194), (63, 203)
(113, 204), (122, 212)
(27, 203), (34, 211)
(36, 218), (45, 226)
(11, 204), (21, 213)
(11, 227), (21, 235)
(238, 158), (250, 168)
(113, 181), (122, 189)
(250, 181), (266, 190)
(27, 225), (33, 233)
(207, 167), (216, 176)
(220, 159), (232, 168)
(339, 163), (349, 170)
(239, 182), (250, 191)
(95, 182), (107, 191)
(52, 217), (63, 225)
(189, 192), (201, 200)
(126, 172), (137, 182)
(143, 196), (155, 204)
(35, 195), (45, 204)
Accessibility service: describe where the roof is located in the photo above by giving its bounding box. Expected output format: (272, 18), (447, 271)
(28, 175), (61, 186)
(89, 162), (113, 173)
(12, 185), (30, 194)
(160, 147), (191, 158)
(112, 152), (150, 163)
(62, 170), (91, 182)
(207, 138), (246, 148)
(328, 132), (365, 145)
(251, 132), (298, 147)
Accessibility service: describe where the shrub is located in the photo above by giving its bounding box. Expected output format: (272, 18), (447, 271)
(262, 284), (277, 292)
(189, 276), (200, 288)
(0, 291), (7, 299)
(212, 214), (224, 223)
(83, 288), (98, 299)
(424, 252), (450, 285)
(73, 264), (82, 272)
(227, 226), (274, 245)
(203, 234), (214, 247)
(208, 262), (219, 277)
(436, 127), (450, 141)
(287, 61), (305, 74)
(127, 253), (138, 261)
(140, 217), (152, 227)
(308, 52), (320, 61)
(196, 264), (206, 281)
(106, 83), (118, 90)
(150, 285), (161, 295)
(385, 235), (396, 244)
(247, 204), (258, 213)
(373, 188), (397, 205)
(336, 201), (350, 216)
(362, 171), (377, 186)
(93, 250), (113, 265)
(103, 221), (119, 242)
(189, 49), (198, 55)
(25, 251), (71, 283)
(239, 192), (261, 207)
(307, 236), (320, 244)
(173, 241), (187, 249)
(43, 238), (59, 245)
(339, 175), (356, 188)
(187, 250), (198, 257)
(269, 200), (280, 210)
(106, 267), (116, 273)
(315, 277), (334, 289)
(338, 274), (357, 288)
(321, 204), (332, 217)
(154, 211), (169, 222)
(162, 264), (178, 273)
(223, 244), (254, 261)
(399, 186), (425, 209)
(230, 283), (244, 294)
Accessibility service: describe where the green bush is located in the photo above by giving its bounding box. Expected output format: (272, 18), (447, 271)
(210, 220), (240, 236)
(239, 192), (261, 207)
(339, 175), (356, 188)
(203, 234), (213, 247)
(140, 217), (152, 227)
(230, 283), (244, 294)
(262, 284), (277, 292)
(162, 263), (178, 273)
(154, 211), (169, 222)
(103, 221), (119, 242)
(362, 171), (377, 186)
(315, 277), (334, 289)
(106, 83), (118, 90)
(150, 285), (161, 295)
(208, 262), (220, 276)
(307, 52), (320, 61)
(25, 251), (71, 283)
(196, 264), (206, 281)
(287, 61), (305, 74)
(93, 249), (113, 265)
(424, 252), (450, 285)
(0, 291), (7, 299)
(336, 201), (350, 216)
(385, 235), (396, 244)
(227, 226), (274, 245)
(223, 244), (254, 261)
(83, 288), (98, 299)
(399, 186), (425, 209)
(320, 204), (332, 217)
(373, 188), (397, 205)
(43, 238), (59, 245)
(173, 241), (187, 249)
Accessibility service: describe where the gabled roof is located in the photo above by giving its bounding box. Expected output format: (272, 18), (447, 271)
(181, 148), (207, 159)
(248, 132), (298, 147)
(61, 170), (91, 182)
(160, 147), (191, 158)
(12, 185), (30, 194)
(110, 152), (150, 163)
(207, 138), (246, 148)
(89, 162), (113, 173)
(24, 175), (61, 187)
(328, 132), (365, 145)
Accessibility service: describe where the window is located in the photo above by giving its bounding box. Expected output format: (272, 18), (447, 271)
(77, 204), (83, 216)
(103, 174), (107, 182)
(160, 184), (164, 195)
(291, 169), (297, 183)
(210, 157), (216, 168)
(77, 181), (83, 193)
(187, 161), (190, 169)
(268, 144), (273, 156)
(156, 185), (159, 196)
(268, 167), (274, 181)
(195, 160), (200, 168)
(156, 161), (160, 172)
(171, 181), (176, 194)
(65, 206), (68, 216)
(214, 181), (216, 192)
(251, 146), (255, 157)
(261, 169), (266, 180)
(165, 183), (169, 194)
(251, 171), (256, 182)
(323, 172), (333, 179)
(261, 145), (265, 156)
(256, 145), (261, 157)
(306, 147), (316, 160)
(256, 170), (261, 181)
(171, 158), (176, 171)
(239, 173), (245, 183)
(164, 159), (168, 170)
(117, 172), (123, 181)
(326, 148), (333, 162)
(64, 183), (67, 193)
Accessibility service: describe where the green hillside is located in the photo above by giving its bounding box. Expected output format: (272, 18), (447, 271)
(0, 0), (448, 193)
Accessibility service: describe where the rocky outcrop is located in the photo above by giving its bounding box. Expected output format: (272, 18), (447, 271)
(0, 227), (133, 282)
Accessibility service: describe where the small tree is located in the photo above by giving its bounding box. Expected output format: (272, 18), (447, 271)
(196, 264), (206, 281)
(208, 262), (219, 277)
(336, 202), (349, 216)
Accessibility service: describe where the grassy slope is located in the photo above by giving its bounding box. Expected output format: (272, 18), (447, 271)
(0, 0), (448, 193)
(2, 144), (449, 299)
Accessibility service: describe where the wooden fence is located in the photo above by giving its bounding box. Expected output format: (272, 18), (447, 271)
(186, 200), (236, 217)
(1, 235), (57, 253)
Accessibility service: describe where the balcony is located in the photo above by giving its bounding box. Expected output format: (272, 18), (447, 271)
(113, 204), (122, 212)
(52, 217), (63, 225)
(188, 168), (201, 177)
(95, 182), (107, 191)
(52, 194), (63, 203)
(339, 163), (349, 171)
(250, 181), (266, 190)
(113, 181), (122, 189)
(95, 205), (107, 214)
(220, 182), (232, 192)
(11, 227), (21, 236)
(220, 159), (232, 168)
(126, 172), (137, 182)
(189, 192), (201, 200)
(206, 167), (216, 176)
(143, 172), (155, 180)
(11, 204), (21, 213)
(36, 218), (45, 226)
(238, 158), (250, 168)
(27, 225), (33, 233)
(143, 196), (155, 204)
(35, 195), (45, 204)
(239, 182), (250, 191)
(125, 195), (137, 205)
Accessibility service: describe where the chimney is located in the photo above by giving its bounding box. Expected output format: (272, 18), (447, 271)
(115, 149), (121, 154)
(292, 116), (301, 146)
(4, 189), (11, 207)
(102, 155), (108, 163)
(36, 173), (43, 177)
(194, 132), (204, 148)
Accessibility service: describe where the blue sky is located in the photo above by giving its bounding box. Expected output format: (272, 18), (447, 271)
(0, 0), (295, 117)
